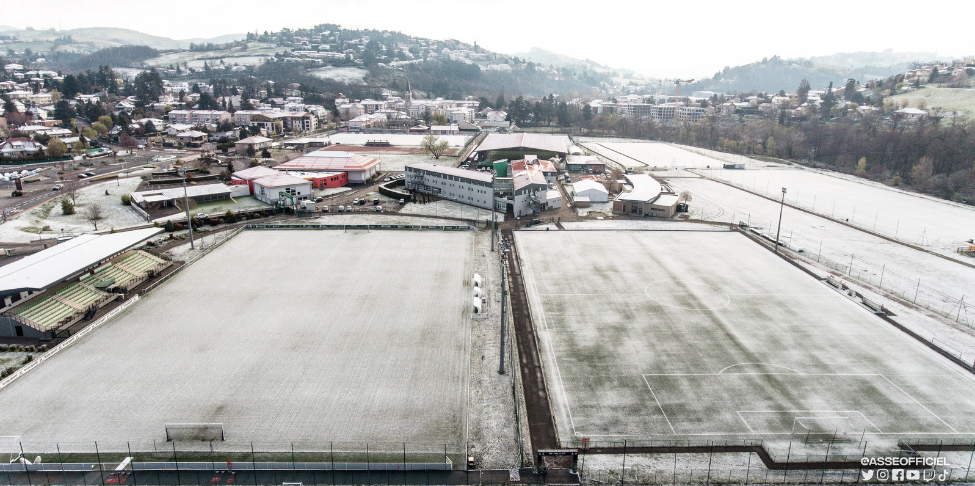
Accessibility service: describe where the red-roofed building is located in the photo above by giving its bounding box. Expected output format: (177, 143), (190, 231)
(274, 150), (380, 183)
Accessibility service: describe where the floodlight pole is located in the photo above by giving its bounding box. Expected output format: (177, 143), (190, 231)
(775, 187), (787, 253)
(180, 167), (195, 249)
(499, 241), (507, 375)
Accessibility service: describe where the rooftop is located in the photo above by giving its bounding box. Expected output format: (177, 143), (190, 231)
(406, 163), (494, 183)
(253, 172), (313, 188)
(0, 228), (163, 294)
(276, 150), (380, 172)
(572, 179), (608, 193)
(232, 166), (279, 181)
(475, 133), (571, 154)
(131, 184), (232, 204)
(616, 174), (662, 202)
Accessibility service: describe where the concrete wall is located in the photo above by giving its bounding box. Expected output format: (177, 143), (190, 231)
(0, 317), (48, 339)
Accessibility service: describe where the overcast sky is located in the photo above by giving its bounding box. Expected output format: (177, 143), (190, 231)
(4, 0), (973, 78)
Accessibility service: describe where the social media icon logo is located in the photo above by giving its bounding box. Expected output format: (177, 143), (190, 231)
(862, 470), (875, 480)
(892, 469), (905, 481)
(878, 469), (891, 481)
(907, 470), (920, 480)
(923, 470), (936, 481)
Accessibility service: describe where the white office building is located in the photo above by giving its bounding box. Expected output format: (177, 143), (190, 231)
(405, 163), (494, 210)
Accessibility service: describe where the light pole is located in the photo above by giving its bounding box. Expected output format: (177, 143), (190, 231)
(499, 239), (508, 375)
(775, 187), (787, 253)
(179, 167), (195, 250)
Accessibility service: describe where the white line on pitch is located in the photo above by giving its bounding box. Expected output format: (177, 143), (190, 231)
(880, 374), (958, 433)
(736, 411), (756, 433)
(643, 376), (677, 435)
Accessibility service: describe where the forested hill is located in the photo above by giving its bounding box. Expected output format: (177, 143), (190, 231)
(687, 55), (918, 93)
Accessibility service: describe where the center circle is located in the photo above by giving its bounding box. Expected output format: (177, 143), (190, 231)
(644, 281), (731, 310)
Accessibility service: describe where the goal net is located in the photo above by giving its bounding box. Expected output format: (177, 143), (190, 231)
(791, 416), (855, 443)
(165, 423), (225, 442)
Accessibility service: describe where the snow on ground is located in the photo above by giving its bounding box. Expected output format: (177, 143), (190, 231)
(663, 174), (975, 335)
(0, 231), (474, 448)
(373, 153), (448, 172)
(0, 177), (145, 242)
(517, 230), (975, 456)
(400, 199), (504, 223)
(572, 201), (614, 217)
(578, 142), (645, 168)
(153, 195), (270, 222)
(324, 133), (471, 148)
(693, 165), (975, 250)
(559, 220), (725, 231)
(307, 67), (368, 83)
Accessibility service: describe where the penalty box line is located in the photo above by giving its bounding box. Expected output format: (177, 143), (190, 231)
(643, 372), (959, 436)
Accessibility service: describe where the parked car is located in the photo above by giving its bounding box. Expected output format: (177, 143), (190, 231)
(338, 206), (345, 212)
(373, 198), (379, 205)
(352, 198), (360, 205)
(52, 184), (63, 191)
(375, 206), (382, 212)
(315, 197), (323, 203)
(322, 206), (330, 212)
(398, 198), (405, 205)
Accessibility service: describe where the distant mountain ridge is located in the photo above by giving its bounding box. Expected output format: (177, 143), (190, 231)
(0, 27), (245, 51)
(511, 47), (607, 71)
(685, 51), (956, 94)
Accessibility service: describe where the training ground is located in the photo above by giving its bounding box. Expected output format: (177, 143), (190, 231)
(0, 230), (473, 450)
(514, 230), (975, 447)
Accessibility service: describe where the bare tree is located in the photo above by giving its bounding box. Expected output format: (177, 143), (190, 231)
(64, 180), (79, 204)
(84, 204), (103, 230)
(679, 190), (693, 203)
(421, 134), (450, 159)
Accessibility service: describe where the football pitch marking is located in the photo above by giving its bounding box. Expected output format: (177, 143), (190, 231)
(639, 372), (959, 436)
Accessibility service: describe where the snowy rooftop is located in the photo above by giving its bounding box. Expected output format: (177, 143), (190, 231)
(475, 133), (570, 154)
(0, 228), (162, 293)
(253, 172), (313, 188)
(407, 163), (493, 183)
(616, 174), (662, 202)
(131, 184), (231, 204)
(232, 166), (279, 181)
(572, 179), (608, 194)
(276, 151), (380, 172)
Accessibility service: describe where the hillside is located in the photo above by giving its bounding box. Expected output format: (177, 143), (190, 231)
(685, 55), (906, 94)
(890, 87), (975, 118)
(511, 47), (615, 73)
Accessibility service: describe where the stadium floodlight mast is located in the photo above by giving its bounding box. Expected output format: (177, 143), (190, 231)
(179, 166), (195, 250)
(775, 187), (787, 253)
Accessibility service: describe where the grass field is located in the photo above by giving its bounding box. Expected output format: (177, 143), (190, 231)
(515, 230), (975, 447)
(891, 87), (975, 117)
(0, 230), (473, 450)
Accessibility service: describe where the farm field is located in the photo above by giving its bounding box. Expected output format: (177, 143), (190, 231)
(891, 87), (975, 118)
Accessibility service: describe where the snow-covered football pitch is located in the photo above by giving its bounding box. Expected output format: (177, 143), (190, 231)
(515, 230), (975, 446)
